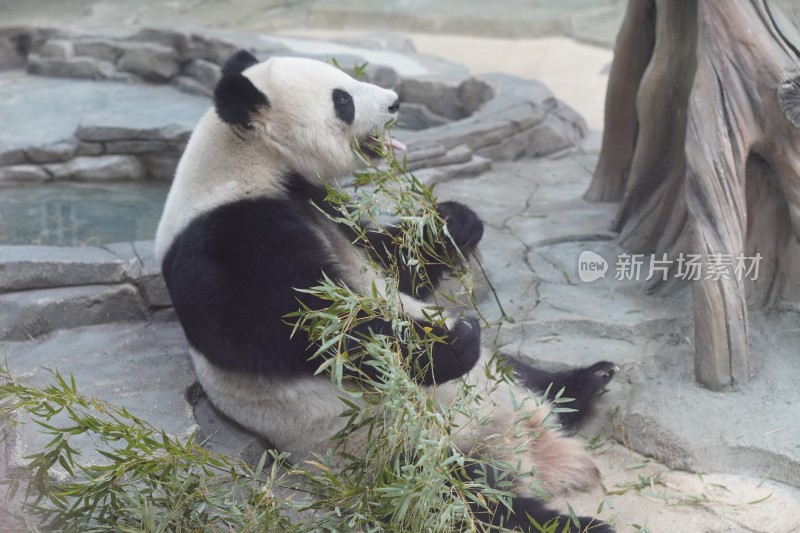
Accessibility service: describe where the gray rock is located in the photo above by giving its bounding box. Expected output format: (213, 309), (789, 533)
(551, 101), (589, 138)
(399, 76), (492, 120)
(1, 61), (215, 153)
(191, 391), (268, 463)
(0, 27), (65, 69)
(0, 147), (28, 166)
(98, 241), (171, 310)
(75, 119), (192, 143)
(0, 320), (197, 478)
(474, 129), (529, 161)
(457, 77), (494, 115)
(44, 155), (144, 180)
(187, 35), (238, 65)
(479, 100), (548, 131)
(131, 28), (237, 65)
(73, 38), (123, 62)
(413, 155), (491, 186)
(130, 28), (190, 54)
(0, 29), (29, 70)
(131, 241), (171, 309)
(0, 284), (147, 341)
(108, 70), (144, 84)
(38, 39), (72, 60)
(74, 142), (105, 156)
(406, 144), (473, 172)
(184, 58), (220, 90)
(404, 143), (447, 165)
(524, 113), (585, 158)
(363, 64), (400, 89)
(140, 151), (182, 181)
(27, 55), (115, 80)
(617, 411), (696, 471)
(0, 164), (50, 182)
(172, 75), (213, 97)
(117, 43), (180, 82)
(103, 140), (178, 155)
(397, 102), (450, 131)
(0, 245), (127, 292)
(25, 139), (78, 164)
(402, 75), (586, 165)
(426, 119), (518, 153)
(399, 78), (464, 120)
(479, 73), (558, 111)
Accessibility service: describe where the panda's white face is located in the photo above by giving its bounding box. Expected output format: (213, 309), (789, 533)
(240, 57), (402, 180)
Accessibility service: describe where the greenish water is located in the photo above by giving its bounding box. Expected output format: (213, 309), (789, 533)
(0, 182), (169, 246)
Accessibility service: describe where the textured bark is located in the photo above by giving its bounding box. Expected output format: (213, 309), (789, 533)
(587, 0), (800, 390)
(584, 0), (655, 203)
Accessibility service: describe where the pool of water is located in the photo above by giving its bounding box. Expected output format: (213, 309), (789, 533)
(0, 182), (169, 246)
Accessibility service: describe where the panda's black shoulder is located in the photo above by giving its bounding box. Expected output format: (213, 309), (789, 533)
(159, 173), (350, 375)
(163, 173), (334, 264)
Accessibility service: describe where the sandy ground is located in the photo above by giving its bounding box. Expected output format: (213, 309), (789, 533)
(409, 34), (611, 131)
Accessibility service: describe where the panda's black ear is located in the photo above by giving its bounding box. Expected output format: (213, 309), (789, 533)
(214, 73), (270, 127)
(221, 49), (260, 76)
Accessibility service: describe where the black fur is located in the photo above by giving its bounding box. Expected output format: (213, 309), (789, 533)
(221, 49), (260, 76)
(214, 73), (270, 127)
(168, 50), (617, 532)
(332, 88), (355, 125)
(460, 463), (614, 532)
(283, 174), (484, 299)
(161, 175), (479, 384)
(362, 201), (484, 298)
(514, 360), (617, 430)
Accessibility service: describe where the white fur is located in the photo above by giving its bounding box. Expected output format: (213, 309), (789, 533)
(196, 345), (598, 493)
(156, 57), (399, 262)
(158, 56), (600, 496)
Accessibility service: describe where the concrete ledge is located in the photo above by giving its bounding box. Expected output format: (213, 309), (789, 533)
(0, 284), (147, 340)
(0, 25), (587, 185)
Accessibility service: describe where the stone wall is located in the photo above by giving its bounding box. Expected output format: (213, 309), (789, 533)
(0, 241), (167, 341)
(0, 25), (587, 187)
(0, 25), (588, 338)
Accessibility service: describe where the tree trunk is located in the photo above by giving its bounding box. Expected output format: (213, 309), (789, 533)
(587, 0), (800, 390)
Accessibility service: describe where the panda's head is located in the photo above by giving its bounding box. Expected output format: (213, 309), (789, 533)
(213, 50), (404, 180)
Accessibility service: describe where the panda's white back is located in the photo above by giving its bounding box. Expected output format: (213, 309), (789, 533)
(155, 108), (288, 262)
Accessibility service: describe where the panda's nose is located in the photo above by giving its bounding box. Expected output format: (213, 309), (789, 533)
(388, 99), (400, 113)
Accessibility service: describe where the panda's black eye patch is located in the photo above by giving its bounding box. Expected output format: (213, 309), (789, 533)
(332, 88), (355, 125)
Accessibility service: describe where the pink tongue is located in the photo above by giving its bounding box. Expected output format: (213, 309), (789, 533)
(384, 136), (407, 152)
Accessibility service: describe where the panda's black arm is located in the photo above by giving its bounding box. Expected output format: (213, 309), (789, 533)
(284, 174), (483, 298)
(358, 201), (484, 299)
(343, 315), (481, 386)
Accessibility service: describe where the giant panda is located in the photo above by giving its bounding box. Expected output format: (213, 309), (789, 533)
(155, 49), (616, 532)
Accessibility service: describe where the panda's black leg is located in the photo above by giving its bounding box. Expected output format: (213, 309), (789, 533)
(461, 462), (615, 533)
(493, 496), (615, 533)
(361, 201), (484, 298)
(513, 360), (618, 431)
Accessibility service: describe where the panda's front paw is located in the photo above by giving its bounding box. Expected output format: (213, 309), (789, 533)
(447, 316), (482, 370)
(437, 201), (484, 254)
(581, 361), (618, 395)
(424, 316), (481, 384)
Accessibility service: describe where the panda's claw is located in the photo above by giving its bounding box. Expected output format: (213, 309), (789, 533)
(436, 201), (484, 253)
(587, 361), (619, 388)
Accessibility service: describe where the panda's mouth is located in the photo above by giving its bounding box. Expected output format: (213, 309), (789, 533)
(359, 134), (407, 159)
